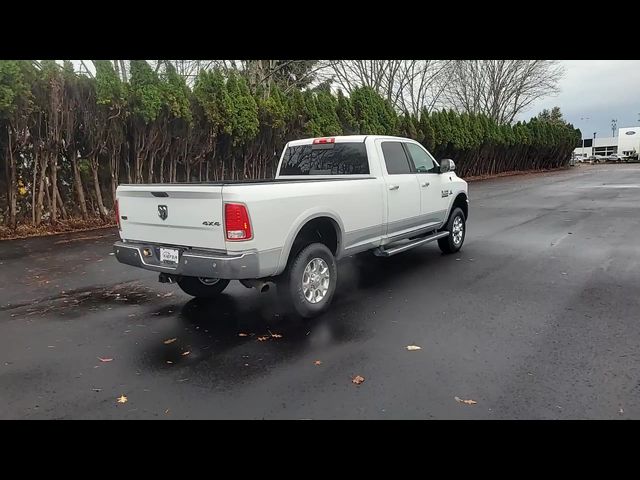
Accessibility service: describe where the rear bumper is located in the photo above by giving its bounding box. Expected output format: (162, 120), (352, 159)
(113, 241), (260, 279)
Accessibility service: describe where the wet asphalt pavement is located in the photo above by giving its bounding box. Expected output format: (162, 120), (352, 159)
(1, 164), (640, 419)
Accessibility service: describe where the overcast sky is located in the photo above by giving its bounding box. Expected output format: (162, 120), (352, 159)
(518, 60), (640, 139)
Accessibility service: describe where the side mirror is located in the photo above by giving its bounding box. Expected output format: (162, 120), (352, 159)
(440, 159), (456, 174)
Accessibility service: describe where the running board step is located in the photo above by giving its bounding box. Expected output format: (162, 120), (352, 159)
(374, 231), (449, 257)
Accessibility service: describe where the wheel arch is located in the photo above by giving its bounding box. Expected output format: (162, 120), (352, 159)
(442, 191), (469, 226)
(452, 192), (468, 220)
(276, 210), (344, 275)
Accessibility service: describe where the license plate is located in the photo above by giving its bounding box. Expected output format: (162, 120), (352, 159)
(160, 248), (179, 264)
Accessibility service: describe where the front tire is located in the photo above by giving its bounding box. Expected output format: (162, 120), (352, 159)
(277, 243), (337, 318)
(438, 207), (466, 254)
(177, 276), (230, 298)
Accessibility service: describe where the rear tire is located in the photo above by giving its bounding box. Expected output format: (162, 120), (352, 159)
(177, 276), (230, 298)
(277, 243), (337, 319)
(438, 207), (466, 254)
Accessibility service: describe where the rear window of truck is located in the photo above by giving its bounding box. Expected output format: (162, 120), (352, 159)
(279, 143), (370, 176)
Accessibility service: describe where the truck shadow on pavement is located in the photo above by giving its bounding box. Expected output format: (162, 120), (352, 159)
(135, 247), (451, 380)
(135, 293), (364, 382)
(335, 248), (454, 298)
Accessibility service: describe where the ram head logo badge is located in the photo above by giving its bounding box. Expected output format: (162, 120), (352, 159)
(158, 205), (168, 221)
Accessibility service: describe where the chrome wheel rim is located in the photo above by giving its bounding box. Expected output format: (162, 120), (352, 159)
(302, 257), (330, 304)
(198, 277), (220, 286)
(452, 216), (464, 245)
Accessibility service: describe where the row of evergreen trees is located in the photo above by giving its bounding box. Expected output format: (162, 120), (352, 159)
(0, 60), (580, 229)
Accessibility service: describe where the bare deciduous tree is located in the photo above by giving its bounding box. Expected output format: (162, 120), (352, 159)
(324, 60), (451, 115)
(394, 60), (451, 116)
(150, 60), (219, 85)
(148, 60), (330, 95)
(444, 60), (564, 124)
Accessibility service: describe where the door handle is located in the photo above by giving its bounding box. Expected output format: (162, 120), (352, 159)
(388, 185), (400, 191)
(421, 182), (430, 187)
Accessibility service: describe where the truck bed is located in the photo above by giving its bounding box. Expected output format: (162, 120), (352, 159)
(116, 176), (378, 253)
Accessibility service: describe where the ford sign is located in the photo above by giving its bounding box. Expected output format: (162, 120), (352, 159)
(626, 131), (636, 135)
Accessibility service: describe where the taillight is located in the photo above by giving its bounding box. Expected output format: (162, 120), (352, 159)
(225, 203), (252, 241)
(313, 137), (335, 144)
(115, 199), (121, 231)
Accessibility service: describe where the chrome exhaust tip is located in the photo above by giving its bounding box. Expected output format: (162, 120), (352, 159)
(240, 279), (274, 293)
(159, 273), (177, 284)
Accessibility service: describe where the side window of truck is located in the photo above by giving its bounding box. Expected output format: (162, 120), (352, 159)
(381, 142), (412, 175)
(404, 143), (439, 173)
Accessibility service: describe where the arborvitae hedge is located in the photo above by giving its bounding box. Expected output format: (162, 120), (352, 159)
(0, 61), (580, 229)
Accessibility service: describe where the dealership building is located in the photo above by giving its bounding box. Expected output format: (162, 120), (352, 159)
(574, 126), (640, 159)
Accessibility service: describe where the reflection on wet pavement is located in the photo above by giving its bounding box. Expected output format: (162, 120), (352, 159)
(136, 287), (370, 389)
(2, 282), (158, 319)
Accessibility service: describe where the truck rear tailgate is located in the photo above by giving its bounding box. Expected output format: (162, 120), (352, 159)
(117, 185), (226, 250)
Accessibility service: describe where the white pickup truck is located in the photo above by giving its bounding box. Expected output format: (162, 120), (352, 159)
(114, 135), (469, 317)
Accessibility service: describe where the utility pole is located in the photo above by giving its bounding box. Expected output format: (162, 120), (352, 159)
(593, 132), (597, 157)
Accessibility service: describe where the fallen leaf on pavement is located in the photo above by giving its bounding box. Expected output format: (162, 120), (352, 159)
(314, 360), (322, 366)
(117, 395), (128, 404)
(454, 396), (477, 405)
(161, 292), (173, 298)
(619, 408), (624, 414)
(181, 351), (190, 356)
(97, 357), (113, 362)
(163, 338), (177, 344)
(267, 330), (283, 339)
(238, 333), (249, 337)
(406, 345), (422, 351)
(257, 336), (270, 342)
(352, 375), (365, 385)
(165, 409), (170, 415)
